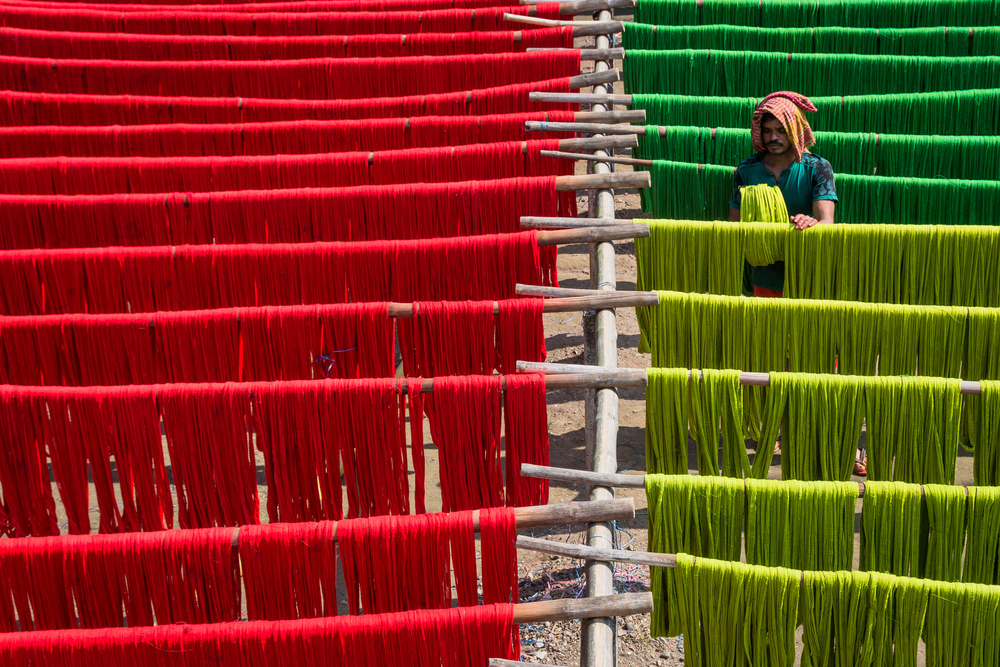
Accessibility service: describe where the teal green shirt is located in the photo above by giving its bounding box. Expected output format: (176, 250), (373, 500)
(729, 152), (838, 291)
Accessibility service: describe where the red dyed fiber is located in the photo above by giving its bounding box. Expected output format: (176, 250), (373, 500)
(0, 0), (515, 11)
(0, 4), (561, 35)
(239, 522), (339, 621)
(0, 605), (519, 665)
(0, 112), (577, 157)
(425, 375), (549, 511)
(0, 304), (394, 386)
(0, 142), (571, 196)
(0, 81), (573, 125)
(0, 26), (574, 60)
(0, 529), (241, 632)
(0, 379), (423, 536)
(0, 233), (549, 315)
(0, 51), (580, 99)
(397, 298), (546, 377)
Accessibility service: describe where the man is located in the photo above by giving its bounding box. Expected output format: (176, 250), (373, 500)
(728, 91), (838, 297)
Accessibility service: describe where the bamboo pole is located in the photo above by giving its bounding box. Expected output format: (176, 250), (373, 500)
(554, 171), (650, 190)
(517, 285), (660, 306)
(502, 13), (623, 33)
(527, 47), (625, 60)
(566, 69), (620, 89)
(541, 294), (655, 313)
(491, 660), (570, 667)
(518, 0), (637, 13)
(516, 283), (621, 298)
(522, 463), (645, 488)
(519, 536), (678, 569)
(522, 216), (638, 228)
(513, 592), (653, 623)
(543, 149), (654, 167)
(535, 224), (648, 246)
(527, 120), (642, 136)
(518, 363), (987, 395)
(531, 91), (634, 104)
(559, 135), (639, 152)
(575, 109), (645, 123)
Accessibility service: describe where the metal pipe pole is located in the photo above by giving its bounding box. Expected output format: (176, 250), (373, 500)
(580, 12), (620, 667)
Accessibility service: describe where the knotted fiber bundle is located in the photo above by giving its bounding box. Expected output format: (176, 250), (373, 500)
(635, 220), (1000, 307)
(0, 51), (581, 100)
(0, 605), (520, 665)
(635, 126), (1000, 180)
(642, 160), (1000, 225)
(0, 26), (574, 60)
(0, 3), (561, 35)
(632, 89), (1000, 135)
(0, 79), (573, 126)
(632, 0), (1000, 28)
(624, 50), (1000, 97)
(397, 299), (545, 378)
(0, 377), (547, 537)
(0, 233), (550, 316)
(0, 112), (576, 158)
(669, 556), (1000, 666)
(643, 292), (971, 380)
(623, 23), (1000, 56)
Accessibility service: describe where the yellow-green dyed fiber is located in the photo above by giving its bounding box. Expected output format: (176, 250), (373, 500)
(623, 50), (1000, 97)
(964, 487), (1000, 585)
(922, 578), (1000, 665)
(745, 479), (858, 571)
(645, 475), (745, 637)
(632, 89), (1000, 135)
(860, 481), (923, 577)
(623, 23), (1000, 57)
(758, 373), (866, 481)
(669, 555), (800, 666)
(864, 377), (962, 484)
(922, 484), (968, 582)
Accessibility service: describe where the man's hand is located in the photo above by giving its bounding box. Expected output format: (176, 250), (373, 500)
(791, 214), (820, 230)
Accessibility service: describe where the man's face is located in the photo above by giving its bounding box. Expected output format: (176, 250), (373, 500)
(761, 116), (791, 155)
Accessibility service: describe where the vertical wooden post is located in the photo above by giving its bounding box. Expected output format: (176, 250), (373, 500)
(580, 14), (620, 667)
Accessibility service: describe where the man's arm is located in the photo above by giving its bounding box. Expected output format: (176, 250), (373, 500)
(791, 199), (835, 230)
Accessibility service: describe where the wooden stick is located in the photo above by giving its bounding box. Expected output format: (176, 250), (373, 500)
(514, 497), (635, 528)
(566, 69), (620, 89)
(554, 171), (650, 190)
(535, 224), (648, 246)
(516, 283), (619, 298)
(531, 91), (635, 104)
(520, 363), (987, 396)
(518, 0), (636, 13)
(543, 149), (654, 167)
(517, 285), (660, 306)
(386, 294), (648, 318)
(518, 535), (678, 569)
(491, 660), (570, 667)
(512, 592), (653, 623)
(521, 216), (617, 228)
(522, 463), (645, 488)
(541, 294), (659, 314)
(559, 135), (638, 152)
(522, 216), (638, 228)
(575, 109), (646, 123)
(526, 120), (642, 136)
(502, 13), (623, 34)
(526, 47), (624, 60)
(560, 135), (638, 151)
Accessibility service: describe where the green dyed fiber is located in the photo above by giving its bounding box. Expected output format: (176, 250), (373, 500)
(645, 475), (745, 637)
(643, 159), (1000, 225)
(644, 368), (747, 476)
(632, 0), (1000, 29)
(669, 554), (800, 666)
(635, 125), (1000, 181)
(963, 486), (1000, 585)
(745, 479), (858, 571)
(635, 220), (1000, 307)
(758, 373), (866, 481)
(860, 481), (923, 577)
(923, 578), (1000, 665)
(922, 484), (968, 582)
(967, 381), (1000, 485)
(864, 376), (962, 484)
(623, 50), (1000, 97)
(623, 23), (1000, 57)
(800, 571), (898, 667)
(631, 90), (1000, 135)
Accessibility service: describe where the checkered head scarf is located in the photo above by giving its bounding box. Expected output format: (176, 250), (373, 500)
(751, 91), (817, 161)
